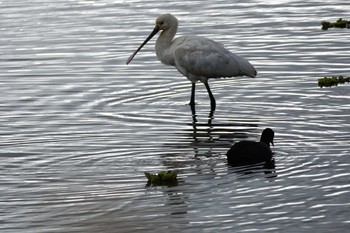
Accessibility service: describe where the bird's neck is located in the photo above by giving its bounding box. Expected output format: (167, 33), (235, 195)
(260, 139), (270, 148)
(155, 27), (177, 64)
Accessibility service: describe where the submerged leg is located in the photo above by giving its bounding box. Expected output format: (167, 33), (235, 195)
(204, 81), (216, 111)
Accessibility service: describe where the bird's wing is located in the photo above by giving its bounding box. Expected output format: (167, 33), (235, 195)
(173, 36), (256, 79)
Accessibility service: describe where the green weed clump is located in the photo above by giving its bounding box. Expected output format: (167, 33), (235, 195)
(145, 170), (178, 186)
(318, 76), (350, 88)
(321, 18), (349, 30)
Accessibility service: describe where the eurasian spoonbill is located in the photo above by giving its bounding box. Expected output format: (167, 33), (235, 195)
(126, 13), (257, 112)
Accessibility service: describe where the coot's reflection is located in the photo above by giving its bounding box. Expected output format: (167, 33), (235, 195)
(228, 159), (277, 178)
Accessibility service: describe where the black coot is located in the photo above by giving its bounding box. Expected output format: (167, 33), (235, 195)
(227, 128), (275, 166)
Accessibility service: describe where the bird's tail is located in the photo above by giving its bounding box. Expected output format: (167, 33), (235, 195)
(233, 54), (257, 78)
(240, 59), (257, 78)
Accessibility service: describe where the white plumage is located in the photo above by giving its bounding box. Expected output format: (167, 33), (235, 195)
(127, 13), (256, 111)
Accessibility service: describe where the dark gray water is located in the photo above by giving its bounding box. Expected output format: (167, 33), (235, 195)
(1, 0), (349, 232)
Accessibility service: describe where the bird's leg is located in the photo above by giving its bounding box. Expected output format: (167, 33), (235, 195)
(204, 82), (216, 112)
(189, 82), (196, 114)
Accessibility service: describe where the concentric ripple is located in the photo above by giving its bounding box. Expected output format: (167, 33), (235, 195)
(0, 0), (349, 232)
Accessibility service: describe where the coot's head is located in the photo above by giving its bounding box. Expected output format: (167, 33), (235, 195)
(260, 128), (274, 147)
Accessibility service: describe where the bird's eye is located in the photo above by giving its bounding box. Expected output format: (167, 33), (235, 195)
(160, 21), (164, 25)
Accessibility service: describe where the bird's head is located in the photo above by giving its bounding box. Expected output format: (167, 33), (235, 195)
(126, 13), (178, 65)
(156, 13), (178, 31)
(260, 128), (275, 147)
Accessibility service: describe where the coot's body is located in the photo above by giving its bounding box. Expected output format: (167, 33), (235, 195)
(227, 128), (274, 166)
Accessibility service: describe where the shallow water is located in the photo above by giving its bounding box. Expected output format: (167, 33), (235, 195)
(1, 0), (349, 232)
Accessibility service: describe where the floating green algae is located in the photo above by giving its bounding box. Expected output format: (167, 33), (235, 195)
(145, 170), (178, 186)
(318, 76), (350, 88)
(321, 18), (350, 30)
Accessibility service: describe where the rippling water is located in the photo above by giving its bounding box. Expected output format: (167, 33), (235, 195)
(1, 0), (350, 232)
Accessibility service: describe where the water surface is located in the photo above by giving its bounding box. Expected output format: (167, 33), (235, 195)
(1, 0), (349, 232)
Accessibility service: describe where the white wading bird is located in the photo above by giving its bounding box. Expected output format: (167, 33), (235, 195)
(126, 13), (257, 112)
